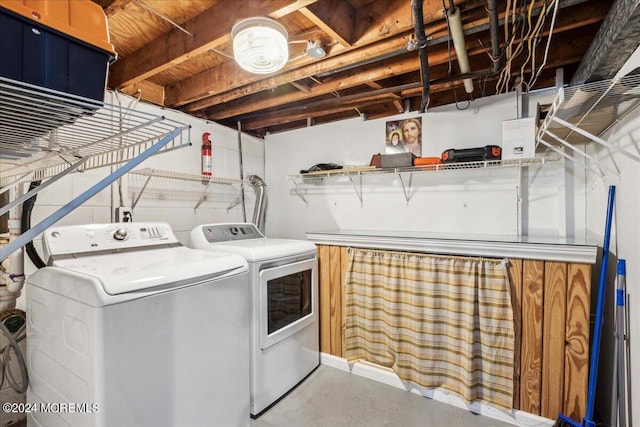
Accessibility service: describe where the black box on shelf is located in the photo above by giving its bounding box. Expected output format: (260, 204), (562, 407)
(441, 145), (502, 163)
(380, 152), (416, 168)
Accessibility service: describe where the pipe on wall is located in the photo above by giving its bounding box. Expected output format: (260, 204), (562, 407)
(411, 0), (430, 112)
(447, 6), (474, 93)
(248, 175), (266, 233)
(487, 0), (501, 73)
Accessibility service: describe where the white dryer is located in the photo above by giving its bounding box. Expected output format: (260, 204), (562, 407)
(190, 223), (319, 417)
(26, 222), (250, 427)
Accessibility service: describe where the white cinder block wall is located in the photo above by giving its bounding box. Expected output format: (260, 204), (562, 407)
(263, 89), (587, 240)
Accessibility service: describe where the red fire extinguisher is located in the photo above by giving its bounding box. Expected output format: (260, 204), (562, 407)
(202, 132), (212, 177)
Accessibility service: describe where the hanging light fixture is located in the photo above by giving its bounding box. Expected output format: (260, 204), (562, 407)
(231, 17), (289, 74)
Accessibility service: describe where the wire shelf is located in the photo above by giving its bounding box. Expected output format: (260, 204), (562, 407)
(538, 73), (640, 146)
(127, 168), (246, 209)
(129, 168), (245, 186)
(0, 77), (191, 187)
(288, 157), (555, 181)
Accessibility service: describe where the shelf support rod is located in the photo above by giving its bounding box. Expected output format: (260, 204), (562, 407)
(131, 174), (153, 209)
(551, 116), (640, 163)
(226, 187), (246, 212)
(194, 181), (214, 211)
(538, 137), (605, 178)
(544, 129), (620, 177)
(0, 157), (89, 216)
(349, 174), (363, 206)
(0, 128), (184, 262)
(291, 180), (309, 205)
(398, 172), (413, 204)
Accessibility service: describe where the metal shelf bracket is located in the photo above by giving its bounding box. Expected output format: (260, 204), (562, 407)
(292, 179), (309, 206)
(397, 172), (413, 204)
(536, 73), (640, 178)
(349, 174), (363, 206)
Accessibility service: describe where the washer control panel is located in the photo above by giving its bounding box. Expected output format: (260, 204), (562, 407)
(199, 223), (264, 243)
(43, 222), (179, 260)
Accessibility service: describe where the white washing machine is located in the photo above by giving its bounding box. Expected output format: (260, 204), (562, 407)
(26, 222), (251, 427)
(189, 223), (319, 417)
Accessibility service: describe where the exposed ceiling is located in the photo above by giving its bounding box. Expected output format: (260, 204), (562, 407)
(92, 0), (637, 138)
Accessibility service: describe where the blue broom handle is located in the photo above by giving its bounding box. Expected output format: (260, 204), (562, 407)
(585, 185), (616, 424)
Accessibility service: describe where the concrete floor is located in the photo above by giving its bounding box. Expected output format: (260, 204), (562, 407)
(8, 365), (518, 427)
(251, 365), (515, 427)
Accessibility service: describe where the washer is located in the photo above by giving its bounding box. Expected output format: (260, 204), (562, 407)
(189, 223), (319, 417)
(26, 222), (250, 427)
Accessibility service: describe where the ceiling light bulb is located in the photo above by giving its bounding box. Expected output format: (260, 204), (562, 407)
(306, 40), (326, 59)
(232, 17), (288, 74)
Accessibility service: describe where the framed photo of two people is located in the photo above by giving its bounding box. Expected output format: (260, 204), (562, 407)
(385, 117), (422, 157)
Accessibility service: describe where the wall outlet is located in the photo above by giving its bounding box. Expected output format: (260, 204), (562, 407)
(115, 207), (133, 223)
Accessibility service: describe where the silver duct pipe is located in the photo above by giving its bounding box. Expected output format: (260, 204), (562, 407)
(247, 175), (266, 233)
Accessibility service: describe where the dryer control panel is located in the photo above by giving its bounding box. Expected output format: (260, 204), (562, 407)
(42, 222), (180, 262)
(196, 223), (264, 243)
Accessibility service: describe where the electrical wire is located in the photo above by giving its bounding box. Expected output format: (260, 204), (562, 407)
(528, 0), (560, 88)
(211, 47), (234, 60)
(442, 0), (471, 110)
(0, 311), (28, 394)
(134, 0), (194, 37)
(497, 0), (545, 94)
(501, 0), (534, 92)
(517, 0), (550, 91)
(497, 0), (564, 94)
(21, 181), (45, 269)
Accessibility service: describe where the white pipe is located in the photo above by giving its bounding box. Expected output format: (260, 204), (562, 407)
(447, 7), (474, 93)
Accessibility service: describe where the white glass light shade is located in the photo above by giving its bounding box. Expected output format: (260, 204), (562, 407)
(231, 17), (288, 74)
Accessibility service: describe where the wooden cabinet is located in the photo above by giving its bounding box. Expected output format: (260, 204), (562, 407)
(316, 244), (592, 421)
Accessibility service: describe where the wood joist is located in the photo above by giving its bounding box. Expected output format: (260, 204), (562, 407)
(215, 22), (601, 134)
(97, 0), (613, 137)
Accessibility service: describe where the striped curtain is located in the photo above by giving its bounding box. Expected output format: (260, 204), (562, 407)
(345, 248), (515, 411)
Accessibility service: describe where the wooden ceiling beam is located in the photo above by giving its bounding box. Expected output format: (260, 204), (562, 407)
(205, 6), (604, 120)
(241, 94), (397, 131)
(208, 53), (422, 119)
(167, 0), (485, 109)
(171, 33), (408, 109)
(299, 0), (356, 47)
(239, 73), (493, 130)
(290, 81), (312, 93)
(233, 25), (596, 131)
(351, 0), (484, 46)
(172, 0), (602, 111)
(119, 80), (165, 106)
(367, 81), (403, 112)
(107, 0), (316, 89)
(93, 0), (131, 15)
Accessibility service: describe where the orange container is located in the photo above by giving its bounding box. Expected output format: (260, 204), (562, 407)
(0, 0), (115, 56)
(0, 0), (116, 102)
(414, 157), (443, 166)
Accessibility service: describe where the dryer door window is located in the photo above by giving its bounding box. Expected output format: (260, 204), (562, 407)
(267, 269), (312, 334)
(259, 258), (317, 350)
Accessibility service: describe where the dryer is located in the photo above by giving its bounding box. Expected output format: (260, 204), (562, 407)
(26, 222), (250, 427)
(189, 223), (319, 417)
